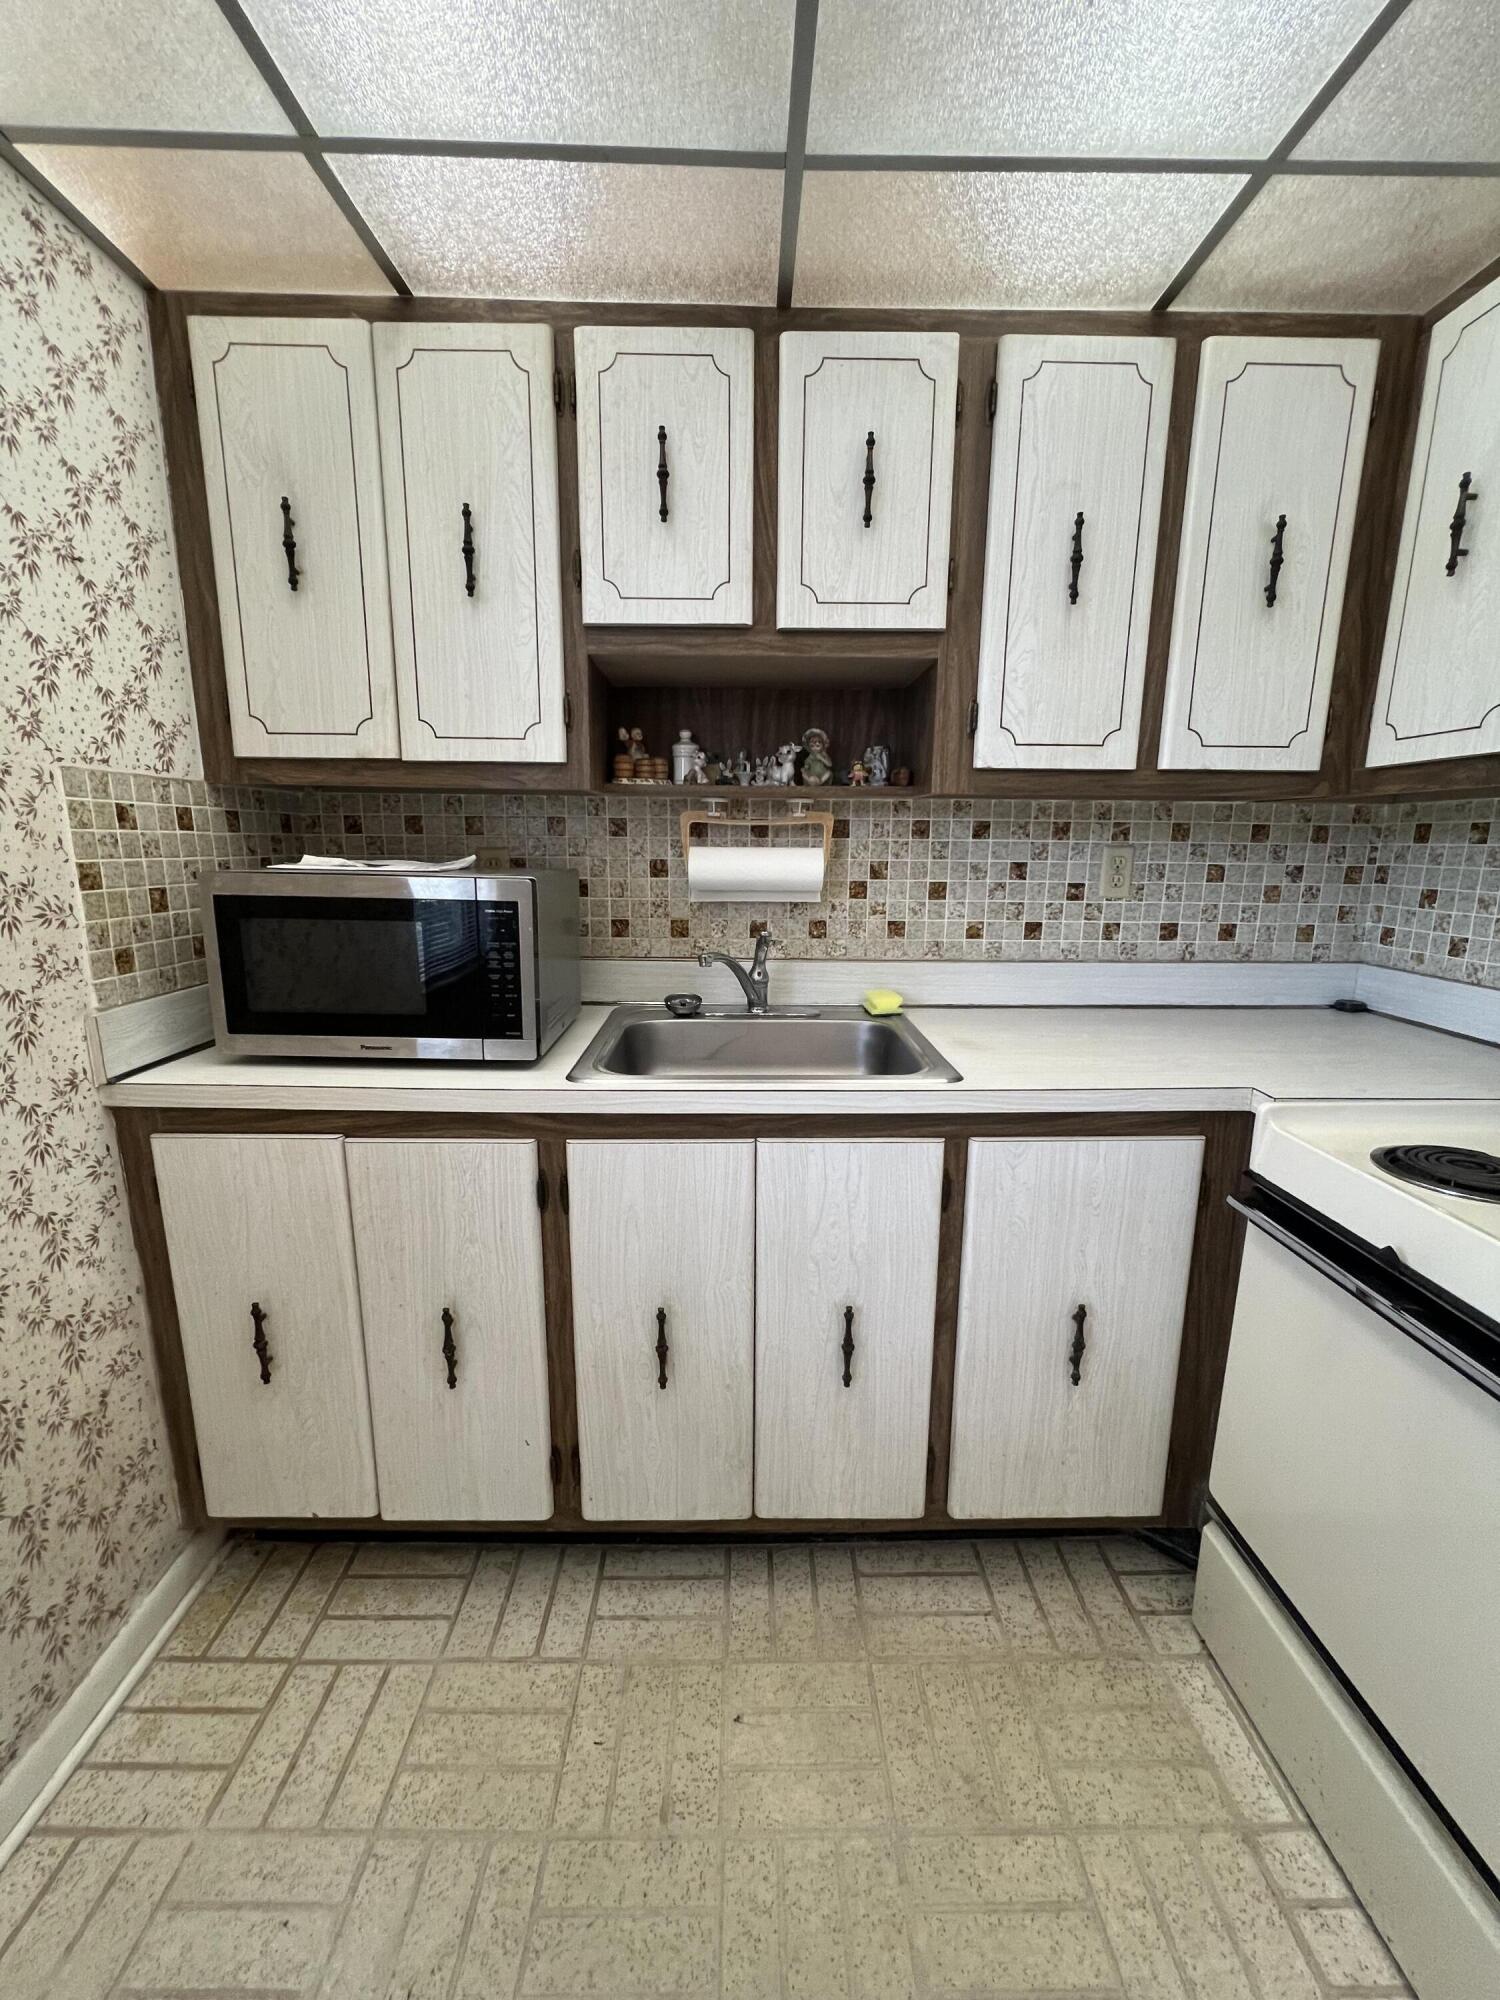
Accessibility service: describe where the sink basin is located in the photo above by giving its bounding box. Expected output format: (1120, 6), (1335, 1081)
(567, 1005), (961, 1082)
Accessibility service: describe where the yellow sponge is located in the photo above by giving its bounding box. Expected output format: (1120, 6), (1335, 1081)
(862, 988), (904, 1016)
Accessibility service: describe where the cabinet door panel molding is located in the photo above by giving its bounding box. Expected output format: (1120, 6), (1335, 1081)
(1161, 337), (1378, 774)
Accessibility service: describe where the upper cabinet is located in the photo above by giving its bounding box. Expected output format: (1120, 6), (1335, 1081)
(575, 325), (753, 626)
(1160, 337), (1378, 774)
(777, 331), (959, 631)
(1366, 271), (1500, 769)
(188, 316), (398, 759)
(974, 335), (1174, 771)
(373, 323), (566, 762)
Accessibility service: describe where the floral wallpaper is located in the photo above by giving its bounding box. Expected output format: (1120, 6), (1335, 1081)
(0, 160), (195, 1779)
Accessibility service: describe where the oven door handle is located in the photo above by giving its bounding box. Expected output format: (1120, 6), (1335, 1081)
(1228, 1191), (1500, 1400)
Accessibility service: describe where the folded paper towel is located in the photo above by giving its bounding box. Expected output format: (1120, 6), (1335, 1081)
(685, 844), (826, 903)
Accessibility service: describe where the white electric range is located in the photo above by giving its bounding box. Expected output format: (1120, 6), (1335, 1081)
(1197, 1100), (1500, 2000)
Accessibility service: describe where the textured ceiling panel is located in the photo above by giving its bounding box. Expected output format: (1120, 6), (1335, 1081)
(807, 0), (1388, 158)
(794, 171), (1242, 308)
(244, 0), (795, 148)
(1297, 0), (1500, 162)
(1174, 173), (1500, 310)
(333, 155), (780, 301)
(18, 146), (393, 292)
(1, 0), (292, 134)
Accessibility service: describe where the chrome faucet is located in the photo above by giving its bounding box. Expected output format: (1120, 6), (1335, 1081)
(698, 933), (777, 1015)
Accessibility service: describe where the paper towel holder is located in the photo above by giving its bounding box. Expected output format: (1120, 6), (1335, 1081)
(679, 800), (834, 870)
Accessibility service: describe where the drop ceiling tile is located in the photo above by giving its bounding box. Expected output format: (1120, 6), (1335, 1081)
(18, 147), (393, 293)
(244, 0), (794, 149)
(1173, 173), (1500, 311)
(808, 0), (1389, 158)
(1, 0), (291, 134)
(1297, 0), (1500, 162)
(333, 155), (779, 302)
(794, 170), (1243, 309)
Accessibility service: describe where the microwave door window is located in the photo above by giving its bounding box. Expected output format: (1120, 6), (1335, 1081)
(215, 895), (484, 1040)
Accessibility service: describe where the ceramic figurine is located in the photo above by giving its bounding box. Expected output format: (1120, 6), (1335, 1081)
(616, 726), (649, 780)
(891, 765), (911, 787)
(753, 754), (772, 785)
(849, 757), (869, 787)
(800, 726), (833, 787)
(686, 747), (709, 784)
(771, 742), (799, 786)
(734, 750), (753, 787)
(863, 743), (891, 787)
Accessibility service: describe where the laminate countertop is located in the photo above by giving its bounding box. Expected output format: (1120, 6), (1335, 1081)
(98, 1004), (1500, 1117)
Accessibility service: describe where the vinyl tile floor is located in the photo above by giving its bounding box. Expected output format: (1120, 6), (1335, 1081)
(0, 1533), (1413, 1998)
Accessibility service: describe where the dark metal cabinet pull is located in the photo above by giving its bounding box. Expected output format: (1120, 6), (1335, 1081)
(841, 1305), (855, 1387)
(250, 1301), (271, 1385)
(1068, 1303), (1088, 1387)
(1264, 513), (1287, 606)
(441, 1307), (457, 1389)
(461, 503), (476, 596)
(1447, 472), (1477, 576)
(862, 431), (876, 527)
(279, 497), (299, 591)
(656, 425), (670, 521)
(1068, 512), (1085, 604)
(655, 1306), (669, 1389)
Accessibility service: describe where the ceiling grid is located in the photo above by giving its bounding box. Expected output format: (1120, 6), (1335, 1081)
(0, 0), (1494, 311)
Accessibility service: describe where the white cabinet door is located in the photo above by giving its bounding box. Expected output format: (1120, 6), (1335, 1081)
(778, 331), (958, 630)
(576, 325), (753, 626)
(373, 322), (566, 763)
(1160, 337), (1378, 773)
(567, 1141), (754, 1521)
(974, 335), (1174, 769)
(188, 316), (397, 759)
(152, 1134), (377, 1518)
(755, 1140), (943, 1519)
(949, 1138), (1202, 1520)
(346, 1140), (552, 1521)
(1367, 271), (1500, 767)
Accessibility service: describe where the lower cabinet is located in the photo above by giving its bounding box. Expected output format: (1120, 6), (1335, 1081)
(346, 1140), (552, 1520)
(948, 1138), (1202, 1518)
(754, 1140), (945, 1519)
(567, 1141), (755, 1521)
(151, 1134), (379, 1518)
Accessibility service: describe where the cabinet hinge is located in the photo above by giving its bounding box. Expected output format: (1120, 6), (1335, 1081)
(986, 377), (998, 423)
(1369, 382), (1383, 425)
(536, 1170), (549, 1214)
(568, 373), (576, 417)
(552, 366), (563, 414)
(571, 547), (582, 590)
(549, 1443), (562, 1487)
(559, 1171), (570, 1217)
(947, 555), (956, 596)
(563, 692), (574, 733)
(941, 1169), (952, 1212)
(954, 379), (964, 425)
(927, 1442), (936, 1483)
(966, 698), (979, 737)
(570, 1444), (581, 1484)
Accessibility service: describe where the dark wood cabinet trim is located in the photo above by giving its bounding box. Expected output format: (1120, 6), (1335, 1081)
(114, 1105), (1250, 1538)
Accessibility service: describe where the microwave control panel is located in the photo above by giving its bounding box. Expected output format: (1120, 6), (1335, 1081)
(480, 900), (526, 1040)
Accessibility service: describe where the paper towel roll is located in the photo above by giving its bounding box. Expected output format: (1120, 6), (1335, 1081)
(686, 844), (826, 903)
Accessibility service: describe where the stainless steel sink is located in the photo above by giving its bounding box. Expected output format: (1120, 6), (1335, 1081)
(567, 1005), (961, 1082)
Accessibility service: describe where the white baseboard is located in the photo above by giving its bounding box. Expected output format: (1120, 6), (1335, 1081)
(1353, 965), (1500, 1044)
(85, 984), (212, 1084)
(582, 958), (1357, 1009)
(0, 1527), (226, 1863)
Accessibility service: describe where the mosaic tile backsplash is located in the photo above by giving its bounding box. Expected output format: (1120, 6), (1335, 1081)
(61, 770), (1500, 1009)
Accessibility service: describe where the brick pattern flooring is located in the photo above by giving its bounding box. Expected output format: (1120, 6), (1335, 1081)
(0, 1534), (1411, 1997)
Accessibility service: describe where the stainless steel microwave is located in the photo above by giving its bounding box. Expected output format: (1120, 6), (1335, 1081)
(202, 869), (580, 1062)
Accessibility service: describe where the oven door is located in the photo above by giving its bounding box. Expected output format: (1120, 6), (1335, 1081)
(1210, 1191), (1500, 1884)
(206, 875), (487, 1059)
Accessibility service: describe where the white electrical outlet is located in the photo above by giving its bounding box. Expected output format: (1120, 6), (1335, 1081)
(1099, 846), (1134, 899)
